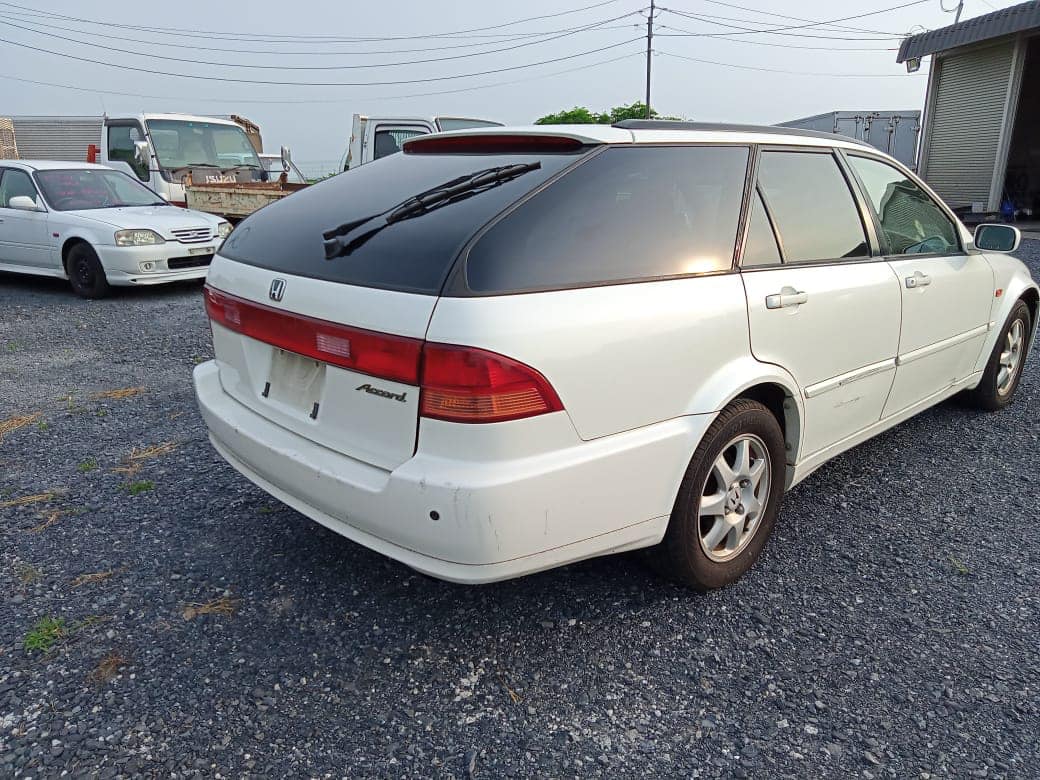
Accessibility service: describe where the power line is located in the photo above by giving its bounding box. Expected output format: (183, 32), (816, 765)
(656, 24), (899, 50)
(657, 49), (924, 75)
(0, 12), (640, 70)
(0, 34), (645, 86)
(0, 12), (642, 55)
(693, 0), (905, 36)
(658, 15), (904, 41)
(0, 50), (645, 105)
(0, 0), (627, 42)
(661, 0), (930, 38)
(661, 10), (898, 38)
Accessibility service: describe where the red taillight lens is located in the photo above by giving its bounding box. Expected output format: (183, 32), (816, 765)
(420, 343), (563, 423)
(204, 286), (422, 384)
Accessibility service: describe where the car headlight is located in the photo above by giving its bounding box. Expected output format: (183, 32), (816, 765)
(217, 221), (233, 240)
(115, 229), (165, 247)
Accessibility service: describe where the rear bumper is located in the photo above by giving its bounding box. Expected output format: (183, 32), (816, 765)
(193, 360), (712, 583)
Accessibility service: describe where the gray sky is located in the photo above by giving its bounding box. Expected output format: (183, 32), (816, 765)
(0, 0), (1023, 169)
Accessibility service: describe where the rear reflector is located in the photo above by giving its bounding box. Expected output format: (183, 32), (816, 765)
(204, 286), (422, 385)
(420, 343), (563, 423)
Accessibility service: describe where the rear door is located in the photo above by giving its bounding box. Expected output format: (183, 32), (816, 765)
(844, 153), (994, 416)
(740, 148), (902, 458)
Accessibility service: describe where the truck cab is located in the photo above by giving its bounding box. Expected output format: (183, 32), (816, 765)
(96, 113), (267, 207)
(341, 115), (502, 171)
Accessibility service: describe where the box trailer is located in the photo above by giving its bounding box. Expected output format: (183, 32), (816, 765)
(776, 110), (922, 168)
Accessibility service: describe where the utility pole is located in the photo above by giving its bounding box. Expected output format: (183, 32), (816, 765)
(645, 0), (655, 119)
(954, 1), (964, 23)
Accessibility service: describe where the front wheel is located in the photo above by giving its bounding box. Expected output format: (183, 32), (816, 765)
(654, 399), (786, 590)
(66, 243), (111, 299)
(963, 300), (1031, 411)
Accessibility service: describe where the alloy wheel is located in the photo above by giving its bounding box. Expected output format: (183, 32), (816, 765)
(697, 434), (772, 563)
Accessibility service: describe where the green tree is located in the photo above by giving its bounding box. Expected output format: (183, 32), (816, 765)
(535, 102), (679, 125)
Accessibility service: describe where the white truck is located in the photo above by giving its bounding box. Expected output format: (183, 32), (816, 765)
(340, 114), (502, 171)
(5, 113), (271, 211)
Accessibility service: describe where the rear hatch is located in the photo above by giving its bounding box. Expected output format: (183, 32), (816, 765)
(205, 135), (591, 470)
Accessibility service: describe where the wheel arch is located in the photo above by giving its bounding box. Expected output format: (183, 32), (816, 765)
(1021, 286), (1038, 344)
(60, 235), (95, 276)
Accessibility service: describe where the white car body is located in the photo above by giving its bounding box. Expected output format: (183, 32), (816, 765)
(193, 123), (1038, 584)
(0, 160), (228, 287)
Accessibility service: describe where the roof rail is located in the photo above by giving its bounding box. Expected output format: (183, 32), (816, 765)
(612, 119), (874, 147)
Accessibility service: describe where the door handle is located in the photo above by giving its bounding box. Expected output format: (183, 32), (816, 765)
(765, 286), (808, 309)
(905, 271), (932, 289)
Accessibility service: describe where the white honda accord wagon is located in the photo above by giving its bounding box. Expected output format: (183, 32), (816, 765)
(193, 122), (1037, 589)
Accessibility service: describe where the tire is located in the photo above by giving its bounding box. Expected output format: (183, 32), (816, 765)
(654, 399), (786, 590)
(66, 243), (111, 299)
(963, 300), (1031, 411)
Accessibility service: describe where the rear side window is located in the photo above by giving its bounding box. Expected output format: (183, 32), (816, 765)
(757, 151), (868, 263)
(846, 155), (959, 255)
(219, 149), (582, 295)
(465, 145), (750, 293)
(741, 190), (782, 267)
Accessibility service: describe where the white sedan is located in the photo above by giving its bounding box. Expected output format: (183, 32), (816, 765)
(0, 160), (231, 298)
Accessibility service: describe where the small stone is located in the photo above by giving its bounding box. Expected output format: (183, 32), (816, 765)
(864, 750), (882, 765)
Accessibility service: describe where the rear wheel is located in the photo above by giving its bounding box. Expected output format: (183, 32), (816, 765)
(66, 243), (111, 299)
(654, 399), (786, 590)
(964, 300), (1031, 411)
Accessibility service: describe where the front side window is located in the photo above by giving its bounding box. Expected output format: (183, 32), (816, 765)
(847, 155), (959, 255)
(107, 124), (148, 181)
(465, 145), (750, 293)
(35, 169), (166, 211)
(757, 151), (869, 264)
(0, 168), (40, 208)
(373, 127), (428, 159)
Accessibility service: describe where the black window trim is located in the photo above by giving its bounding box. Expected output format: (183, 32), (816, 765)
(738, 144), (888, 272)
(446, 141), (756, 298)
(838, 148), (966, 260)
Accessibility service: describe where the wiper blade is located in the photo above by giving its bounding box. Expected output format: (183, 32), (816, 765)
(322, 162), (540, 260)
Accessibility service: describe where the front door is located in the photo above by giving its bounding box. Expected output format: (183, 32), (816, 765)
(740, 149), (902, 458)
(0, 168), (52, 270)
(844, 154), (994, 416)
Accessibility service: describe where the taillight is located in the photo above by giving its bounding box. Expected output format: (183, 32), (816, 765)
(420, 343), (563, 424)
(204, 286), (422, 384)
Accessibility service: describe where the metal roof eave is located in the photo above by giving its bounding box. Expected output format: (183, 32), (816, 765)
(897, 0), (1040, 62)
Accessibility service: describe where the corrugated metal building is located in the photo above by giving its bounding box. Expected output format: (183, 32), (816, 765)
(776, 110), (921, 167)
(898, 1), (1040, 217)
(6, 116), (102, 161)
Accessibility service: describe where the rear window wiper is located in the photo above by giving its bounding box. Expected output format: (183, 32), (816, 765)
(322, 162), (541, 259)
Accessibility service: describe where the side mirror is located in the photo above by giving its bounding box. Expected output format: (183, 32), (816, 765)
(134, 140), (151, 166)
(8, 195), (42, 212)
(280, 145), (292, 173)
(974, 223), (1021, 253)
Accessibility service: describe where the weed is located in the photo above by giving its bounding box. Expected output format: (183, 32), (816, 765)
(181, 595), (240, 621)
(124, 480), (154, 496)
(77, 458), (98, 473)
(949, 555), (970, 576)
(0, 491), (58, 509)
(36, 421), (50, 431)
(258, 506), (276, 515)
(24, 617), (66, 654)
(0, 413), (40, 442)
(16, 562), (41, 585)
(71, 569), (119, 588)
(92, 387), (145, 401)
(89, 651), (128, 684)
(112, 442), (177, 477)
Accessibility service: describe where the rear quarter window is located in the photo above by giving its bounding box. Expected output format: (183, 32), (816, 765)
(463, 145), (750, 294)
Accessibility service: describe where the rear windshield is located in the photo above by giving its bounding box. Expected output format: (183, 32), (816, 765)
(219, 149), (583, 295)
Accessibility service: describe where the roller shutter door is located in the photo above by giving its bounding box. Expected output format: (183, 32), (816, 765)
(9, 117), (102, 161)
(922, 41), (1014, 210)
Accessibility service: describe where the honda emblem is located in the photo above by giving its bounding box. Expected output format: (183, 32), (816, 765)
(269, 278), (286, 302)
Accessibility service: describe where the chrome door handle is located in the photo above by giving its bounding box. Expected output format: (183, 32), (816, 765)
(765, 287), (808, 309)
(905, 271), (932, 289)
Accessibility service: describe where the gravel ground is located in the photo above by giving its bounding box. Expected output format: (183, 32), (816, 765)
(1, 247), (1039, 779)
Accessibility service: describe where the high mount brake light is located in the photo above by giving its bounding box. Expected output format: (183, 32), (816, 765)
(203, 286), (423, 385)
(204, 286), (564, 423)
(419, 343), (563, 424)
(403, 134), (585, 155)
